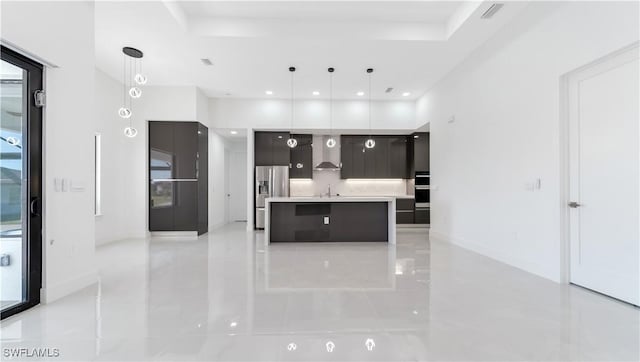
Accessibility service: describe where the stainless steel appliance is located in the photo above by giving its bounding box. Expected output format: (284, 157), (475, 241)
(255, 166), (289, 229)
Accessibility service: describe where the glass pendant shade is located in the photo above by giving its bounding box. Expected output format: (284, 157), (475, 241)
(118, 107), (132, 119)
(129, 87), (142, 99)
(326, 341), (335, 353)
(365, 138), (376, 149)
(124, 127), (138, 138)
(6, 136), (20, 146)
(286, 137), (297, 148)
(326, 137), (336, 148)
(134, 73), (147, 85)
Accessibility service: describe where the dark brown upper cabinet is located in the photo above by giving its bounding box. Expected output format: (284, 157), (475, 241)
(389, 136), (409, 178)
(255, 131), (291, 166)
(340, 135), (409, 179)
(173, 122), (199, 179)
(413, 132), (429, 173)
(289, 134), (313, 179)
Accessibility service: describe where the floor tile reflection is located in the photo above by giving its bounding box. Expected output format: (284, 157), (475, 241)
(0, 223), (638, 361)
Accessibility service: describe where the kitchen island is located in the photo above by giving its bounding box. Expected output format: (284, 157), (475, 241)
(265, 197), (396, 244)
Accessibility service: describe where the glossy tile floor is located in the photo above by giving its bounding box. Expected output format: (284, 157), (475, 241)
(1, 223), (639, 361)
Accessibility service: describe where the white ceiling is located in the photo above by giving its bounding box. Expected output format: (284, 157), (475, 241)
(179, 2), (462, 22)
(95, 1), (529, 100)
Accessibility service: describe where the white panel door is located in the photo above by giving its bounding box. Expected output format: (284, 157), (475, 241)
(229, 151), (247, 222)
(568, 44), (639, 306)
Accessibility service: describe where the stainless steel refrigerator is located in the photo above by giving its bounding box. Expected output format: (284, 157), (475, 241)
(255, 166), (289, 229)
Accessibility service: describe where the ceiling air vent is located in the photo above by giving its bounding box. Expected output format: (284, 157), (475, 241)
(201, 58), (213, 66)
(385, 87), (394, 93)
(481, 3), (504, 19)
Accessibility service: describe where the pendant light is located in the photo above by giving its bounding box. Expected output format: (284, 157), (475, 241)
(365, 68), (375, 149)
(287, 66), (298, 148)
(326, 67), (336, 148)
(119, 47), (146, 138)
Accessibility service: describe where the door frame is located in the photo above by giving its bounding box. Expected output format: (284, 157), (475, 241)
(224, 147), (230, 224)
(559, 41), (640, 285)
(0, 46), (44, 320)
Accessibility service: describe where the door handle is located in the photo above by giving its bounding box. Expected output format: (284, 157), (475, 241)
(568, 201), (581, 208)
(30, 197), (41, 217)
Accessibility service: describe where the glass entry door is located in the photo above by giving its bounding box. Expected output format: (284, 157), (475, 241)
(1, 46), (43, 319)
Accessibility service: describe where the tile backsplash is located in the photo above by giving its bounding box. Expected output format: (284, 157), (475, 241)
(290, 177), (410, 197)
(289, 135), (411, 197)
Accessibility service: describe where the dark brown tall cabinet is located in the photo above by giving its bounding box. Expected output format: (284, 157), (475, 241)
(412, 132), (429, 173)
(149, 121), (208, 235)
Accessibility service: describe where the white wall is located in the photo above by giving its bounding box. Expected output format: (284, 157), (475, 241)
(1, 2), (97, 302)
(418, 2), (639, 282)
(209, 98), (416, 131)
(94, 69), (131, 244)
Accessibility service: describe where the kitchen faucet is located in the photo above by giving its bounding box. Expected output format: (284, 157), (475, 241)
(326, 184), (332, 197)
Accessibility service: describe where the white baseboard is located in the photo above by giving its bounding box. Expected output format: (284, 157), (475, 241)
(40, 270), (97, 304)
(150, 231), (198, 240)
(428, 229), (561, 283)
(210, 221), (227, 230)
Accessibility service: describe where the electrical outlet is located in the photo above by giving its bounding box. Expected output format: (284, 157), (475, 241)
(323, 216), (330, 225)
(0, 254), (10, 266)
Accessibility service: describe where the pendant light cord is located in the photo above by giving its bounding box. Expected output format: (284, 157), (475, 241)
(290, 69), (294, 133)
(122, 54), (126, 106)
(368, 69), (372, 137)
(329, 70), (333, 136)
(129, 56), (133, 127)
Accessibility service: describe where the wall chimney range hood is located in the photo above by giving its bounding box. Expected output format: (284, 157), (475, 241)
(314, 135), (341, 171)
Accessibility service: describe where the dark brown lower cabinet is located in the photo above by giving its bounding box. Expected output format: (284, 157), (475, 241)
(396, 198), (415, 224)
(269, 202), (389, 242)
(149, 121), (208, 234)
(415, 208), (430, 224)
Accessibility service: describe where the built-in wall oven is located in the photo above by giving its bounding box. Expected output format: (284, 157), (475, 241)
(415, 171), (430, 224)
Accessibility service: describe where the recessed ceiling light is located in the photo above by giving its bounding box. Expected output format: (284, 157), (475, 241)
(312, 91), (320, 96)
(230, 130), (238, 135)
(402, 92), (411, 97)
(356, 91), (365, 96)
(265, 90), (273, 95)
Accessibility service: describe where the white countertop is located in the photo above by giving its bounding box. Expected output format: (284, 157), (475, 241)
(266, 196), (395, 203)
